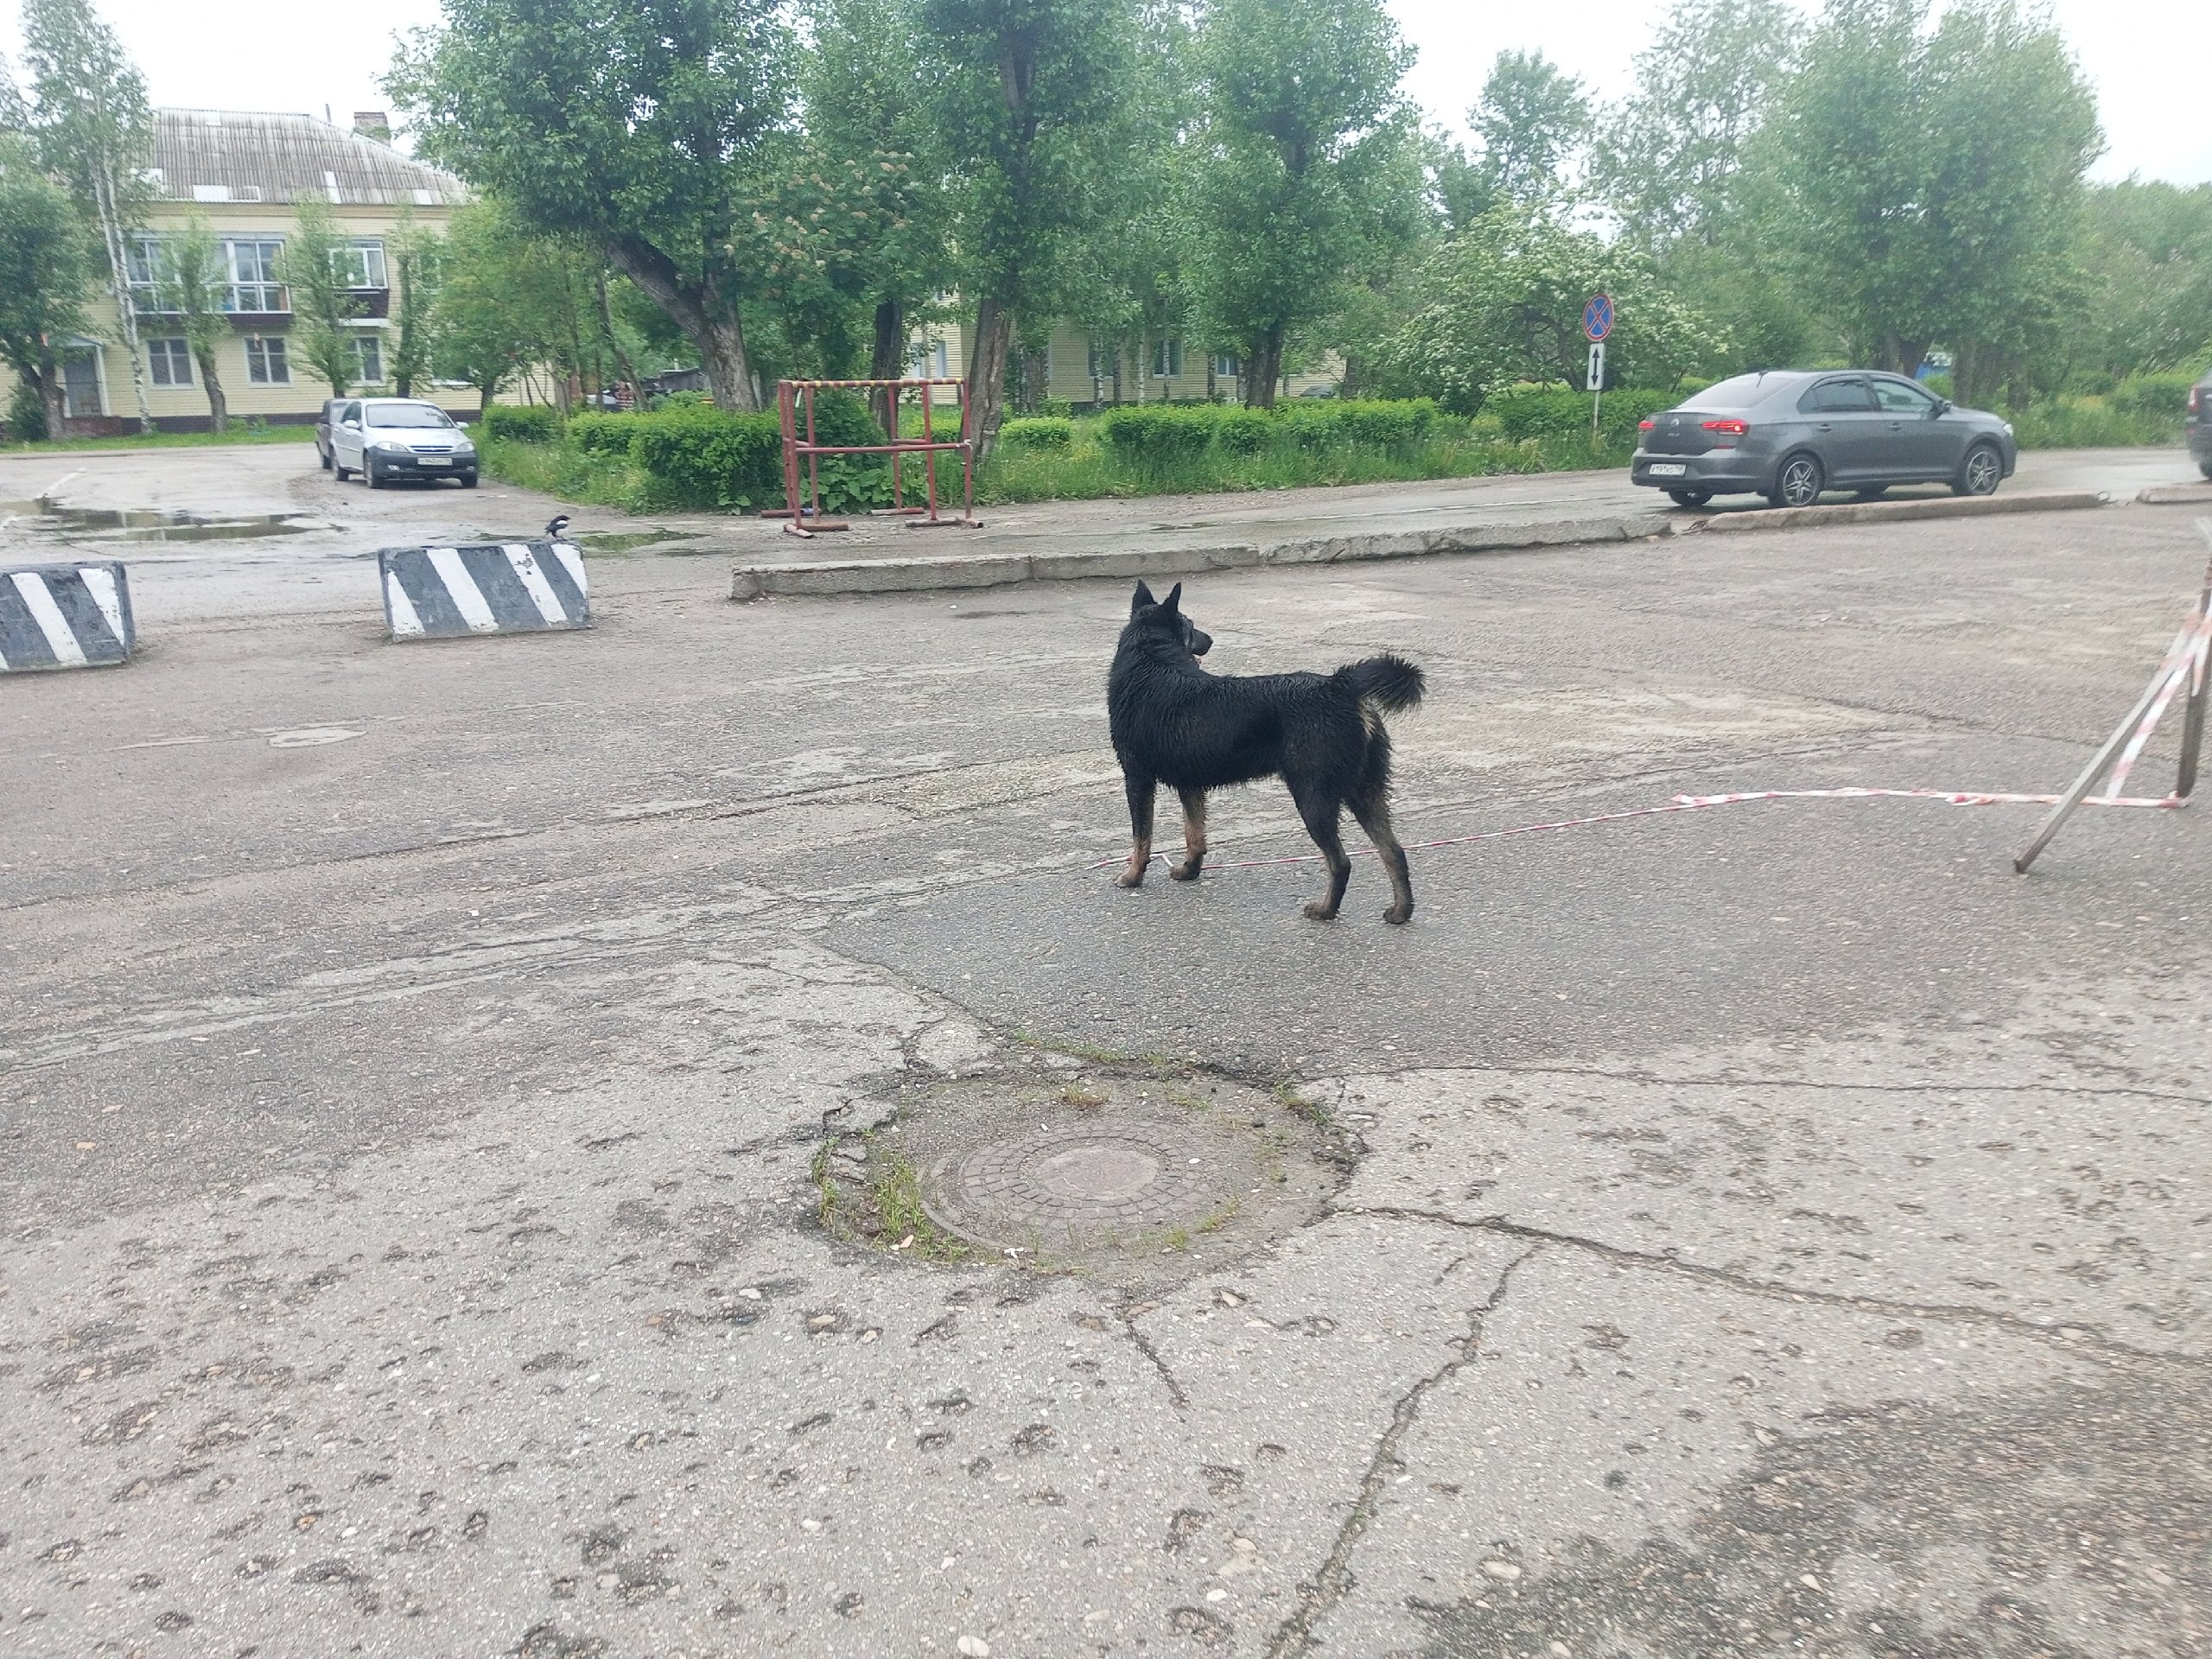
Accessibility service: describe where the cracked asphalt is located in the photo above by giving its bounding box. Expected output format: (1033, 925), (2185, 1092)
(5, 448), (2212, 1657)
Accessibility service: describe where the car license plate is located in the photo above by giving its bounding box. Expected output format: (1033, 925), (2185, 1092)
(1647, 462), (1687, 476)
(417, 455), (451, 467)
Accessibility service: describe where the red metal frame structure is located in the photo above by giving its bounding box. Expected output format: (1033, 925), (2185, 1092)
(773, 377), (982, 538)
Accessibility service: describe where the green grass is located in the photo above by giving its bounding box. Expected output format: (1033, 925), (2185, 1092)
(2006, 397), (2183, 450)
(6, 423), (319, 454)
(475, 432), (651, 508)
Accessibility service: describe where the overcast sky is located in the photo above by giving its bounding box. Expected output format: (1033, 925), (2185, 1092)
(6, 0), (2207, 187)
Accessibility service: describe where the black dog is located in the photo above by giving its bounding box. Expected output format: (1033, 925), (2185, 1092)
(1108, 581), (1425, 923)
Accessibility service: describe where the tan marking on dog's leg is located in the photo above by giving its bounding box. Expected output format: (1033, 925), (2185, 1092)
(1118, 773), (1157, 888)
(1118, 834), (1152, 888)
(1352, 797), (1414, 925)
(1170, 790), (1208, 881)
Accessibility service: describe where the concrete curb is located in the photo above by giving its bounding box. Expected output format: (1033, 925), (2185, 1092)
(2137, 483), (2212, 506)
(1687, 489), (2109, 534)
(731, 510), (1674, 600)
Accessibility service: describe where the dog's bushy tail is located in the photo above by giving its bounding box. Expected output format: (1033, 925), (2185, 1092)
(1335, 653), (1426, 714)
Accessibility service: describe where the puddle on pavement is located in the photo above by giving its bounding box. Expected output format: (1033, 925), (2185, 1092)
(575, 529), (708, 556)
(1, 498), (315, 543)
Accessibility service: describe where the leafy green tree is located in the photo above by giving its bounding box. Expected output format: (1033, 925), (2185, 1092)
(916, 0), (1138, 450)
(1762, 0), (2100, 400)
(429, 200), (567, 412)
(1591, 0), (1794, 251)
(1465, 50), (1590, 208)
(0, 130), (91, 436)
(1377, 207), (1727, 408)
(146, 215), (232, 431)
(1183, 0), (1415, 408)
(21, 0), (155, 431)
(282, 195), (359, 397)
(387, 213), (443, 397)
(2076, 182), (2212, 380)
(802, 0), (956, 429)
(390, 0), (797, 411)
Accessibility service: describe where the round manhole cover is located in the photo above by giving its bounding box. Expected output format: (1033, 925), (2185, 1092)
(819, 1061), (1345, 1278)
(925, 1116), (1250, 1252)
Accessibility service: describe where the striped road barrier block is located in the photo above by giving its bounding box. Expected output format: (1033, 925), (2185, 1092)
(0, 560), (136, 672)
(378, 541), (589, 641)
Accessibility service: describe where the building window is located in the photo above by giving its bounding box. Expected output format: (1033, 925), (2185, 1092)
(127, 236), (170, 310)
(350, 333), (385, 385)
(148, 337), (194, 386)
(1211, 352), (1241, 378)
(333, 239), (388, 289)
(245, 334), (290, 385)
(224, 238), (287, 313)
(1152, 338), (1183, 378)
(908, 336), (949, 379)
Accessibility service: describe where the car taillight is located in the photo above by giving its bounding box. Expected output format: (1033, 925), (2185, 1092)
(1701, 419), (1750, 436)
(2190, 386), (2203, 415)
(1637, 418), (1655, 431)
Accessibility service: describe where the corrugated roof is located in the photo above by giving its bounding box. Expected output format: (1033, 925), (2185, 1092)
(149, 109), (469, 208)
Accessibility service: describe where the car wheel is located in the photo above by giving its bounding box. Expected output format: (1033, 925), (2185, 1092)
(1955, 443), (2002, 497)
(1665, 488), (1713, 508)
(460, 473), (480, 489)
(365, 456), (383, 490)
(334, 459), (350, 481)
(319, 446), (333, 472)
(1769, 453), (1824, 510)
(2199, 459), (2211, 481)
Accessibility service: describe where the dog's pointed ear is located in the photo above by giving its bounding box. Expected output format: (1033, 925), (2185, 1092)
(1130, 580), (1155, 615)
(1161, 582), (1182, 615)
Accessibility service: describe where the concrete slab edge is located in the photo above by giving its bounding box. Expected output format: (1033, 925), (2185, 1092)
(1688, 489), (2109, 534)
(2136, 483), (2212, 505)
(731, 512), (1674, 599)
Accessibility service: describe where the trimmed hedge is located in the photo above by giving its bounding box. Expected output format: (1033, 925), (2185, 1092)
(1490, 387), (1674, 447)
(1100, 405), (1217, 467)
(566, 411), (648, 457)
(2107, 372), (2200, 420)
(1101, 397), (1451, 467)
(1000, 416), (1074, 449)
(627, 387), (889, 511)
(480, 404), (561, 443)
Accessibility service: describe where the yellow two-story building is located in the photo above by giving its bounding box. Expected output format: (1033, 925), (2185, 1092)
(3, 107), (469, 436)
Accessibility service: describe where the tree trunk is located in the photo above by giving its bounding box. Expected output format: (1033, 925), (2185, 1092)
(1018, 345), (1046, 415)
(609, 238), (759, 411)
(963, 296), (1014, 462)
(596, 272), (640, 410)
(36, 355), (67, 440)
(1244, 327), (1285, 410)
(93, 165), (155, 433)
(194, 343), (228, 434)
(868, 297), (906, 437)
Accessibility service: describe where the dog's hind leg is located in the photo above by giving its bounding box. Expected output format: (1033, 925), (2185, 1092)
(1170, 789), (1208, 881)
(1350, 791), (1414, 925)
(1290, 785), (1352, 921)
(1117, 770), (1157, 888)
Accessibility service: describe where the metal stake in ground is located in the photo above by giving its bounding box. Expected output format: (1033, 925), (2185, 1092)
(2014, 518), (2212, 874)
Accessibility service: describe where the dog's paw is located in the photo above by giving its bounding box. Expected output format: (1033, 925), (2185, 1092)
(1382, 903), (1413, 925)
(1169, 861), (1203, 882)
(1116, 868), (1147, 889)
(1301, 899), (1339, 921)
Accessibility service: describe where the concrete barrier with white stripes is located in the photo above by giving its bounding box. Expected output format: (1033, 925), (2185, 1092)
(378, 541), (590, 641)
(0, 561), (136, 671)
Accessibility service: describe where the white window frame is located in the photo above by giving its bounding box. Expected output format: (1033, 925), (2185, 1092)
(148, 337), (194, 387)
(224, 238), (287, 313)
(1152, 338), (1183, 378)
(245, 334), (290, 385)
(334, 239), (388, 289)
(1211, 352), (1241, 379)
(349, 332), (385, 385)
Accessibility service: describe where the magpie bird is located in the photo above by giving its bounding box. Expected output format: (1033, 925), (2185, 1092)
(543, 514), (572, 541)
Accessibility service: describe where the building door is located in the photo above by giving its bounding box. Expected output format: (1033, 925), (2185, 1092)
(62, 350), (104, 419)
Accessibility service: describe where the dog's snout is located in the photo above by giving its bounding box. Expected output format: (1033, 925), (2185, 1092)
(1189, 629), (1213, 657)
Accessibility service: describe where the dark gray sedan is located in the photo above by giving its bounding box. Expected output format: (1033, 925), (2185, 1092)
(1630, 370), (2018, 509)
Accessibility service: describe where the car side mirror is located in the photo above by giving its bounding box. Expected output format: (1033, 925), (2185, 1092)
(1933, 399), (1951, 416)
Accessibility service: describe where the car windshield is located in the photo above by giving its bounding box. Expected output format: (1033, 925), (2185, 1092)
(370, 404), (454, 429)
(1684, 373), (1787, 410)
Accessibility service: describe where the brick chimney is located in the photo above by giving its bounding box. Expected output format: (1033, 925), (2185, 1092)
(353, 111), (392, 142)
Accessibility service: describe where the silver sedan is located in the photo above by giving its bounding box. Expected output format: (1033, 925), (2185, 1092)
(1630, 370), (2018, 509)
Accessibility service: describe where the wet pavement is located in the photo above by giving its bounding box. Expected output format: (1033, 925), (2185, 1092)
(3, 454), (2211, 1656)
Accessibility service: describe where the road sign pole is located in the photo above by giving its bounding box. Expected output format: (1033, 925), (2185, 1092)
(1580, 294), (1614, 452)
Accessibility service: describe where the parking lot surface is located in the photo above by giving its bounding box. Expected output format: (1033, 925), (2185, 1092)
(3, 451), (2211, 1656)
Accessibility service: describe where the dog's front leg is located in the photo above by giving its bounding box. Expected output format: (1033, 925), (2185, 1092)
(1117, 771), (1157, 888)
(1170, 789), (1208, 880)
